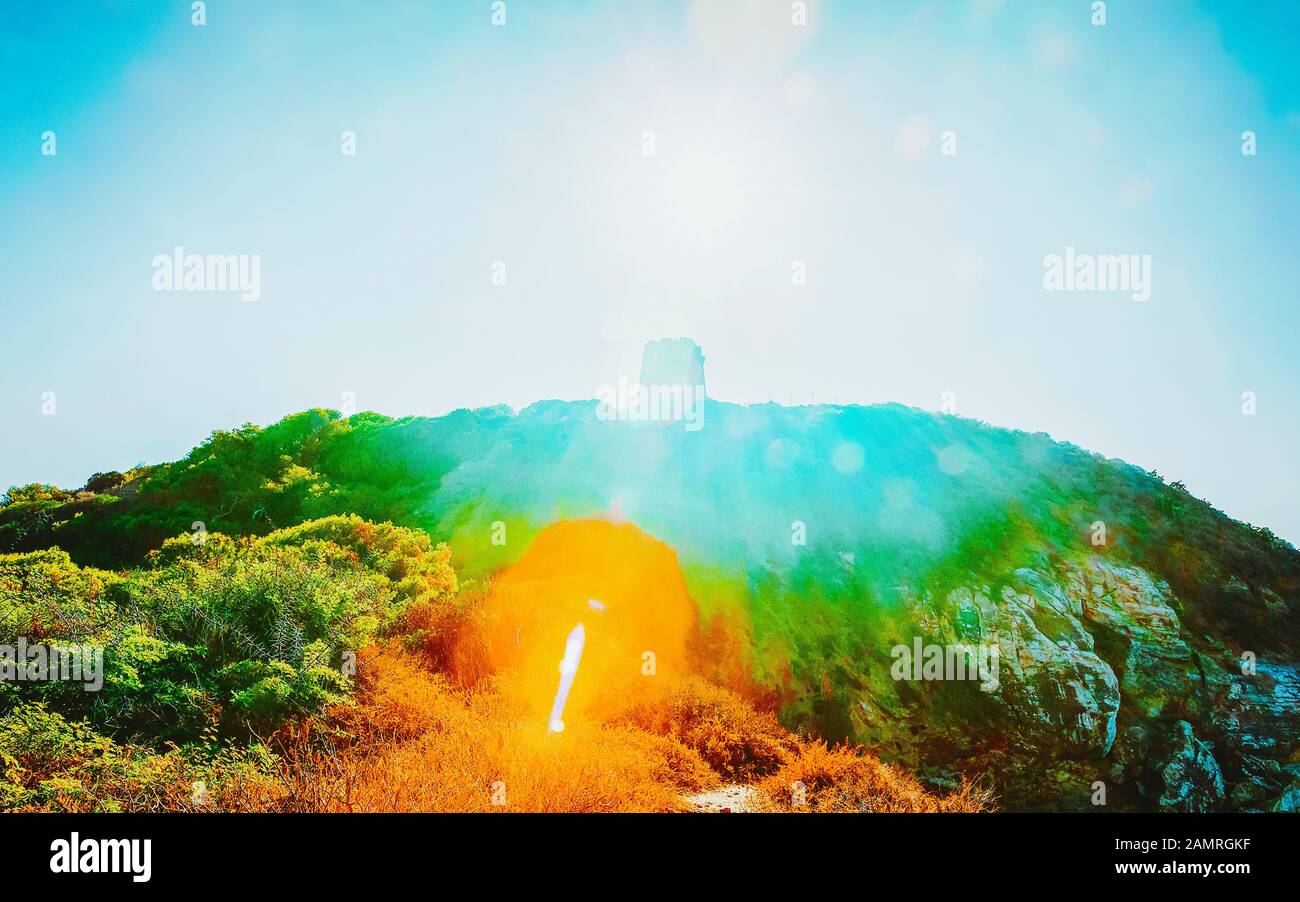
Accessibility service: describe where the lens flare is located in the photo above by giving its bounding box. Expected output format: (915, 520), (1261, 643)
(467, 519), (697, 726)
(547, 623), (586, 733)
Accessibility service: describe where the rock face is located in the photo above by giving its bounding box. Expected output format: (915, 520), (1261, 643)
(1154, 721), (1225, 812)
(857, 556), (1298, 811)
(921, 582), (1122, 757)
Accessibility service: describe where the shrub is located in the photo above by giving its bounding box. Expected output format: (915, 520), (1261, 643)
(83, 472), (127, 495)
(614, 675), (799, 781)
(0, 516), (460, 747)
(758, 740), (995, 812)
(0, 703), (281, 812)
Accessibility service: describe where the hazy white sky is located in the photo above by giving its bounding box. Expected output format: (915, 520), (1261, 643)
(3, 0), (1298, 540)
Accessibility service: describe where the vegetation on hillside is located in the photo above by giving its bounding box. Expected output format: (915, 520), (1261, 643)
(0, 522), (989, 812)
(2, 401), (1295, 811)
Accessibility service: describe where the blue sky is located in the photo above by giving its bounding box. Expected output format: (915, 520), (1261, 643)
(2, 0), (1298, 541)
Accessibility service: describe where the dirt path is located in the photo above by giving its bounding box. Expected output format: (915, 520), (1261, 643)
(682, 784), (763, 813)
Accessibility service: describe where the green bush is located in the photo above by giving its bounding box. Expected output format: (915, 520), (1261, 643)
(0, 516), (458, 746)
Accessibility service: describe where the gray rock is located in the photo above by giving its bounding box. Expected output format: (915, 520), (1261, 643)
(856, 558), (1295, 811)
(1157, 721), (1225, 812)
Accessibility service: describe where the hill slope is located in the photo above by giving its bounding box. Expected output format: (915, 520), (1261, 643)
(4, 399), (1297, 810)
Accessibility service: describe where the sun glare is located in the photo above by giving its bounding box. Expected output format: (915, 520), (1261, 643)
(656, 147), (748, 235)
(469, 520), (697, 729)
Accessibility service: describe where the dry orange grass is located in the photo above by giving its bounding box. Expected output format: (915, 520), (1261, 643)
(269, 648), (718, 812)
(239, 649), (991, 814)
(614, 675), (800, 781)
(757, 740), (995, 813)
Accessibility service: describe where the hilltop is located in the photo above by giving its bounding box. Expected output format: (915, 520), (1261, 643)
(2, 392), (1298, 810)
